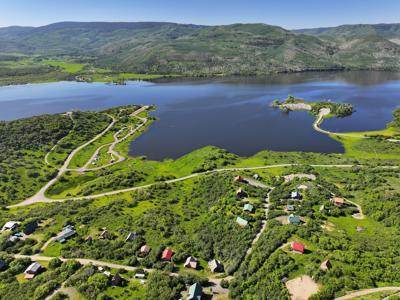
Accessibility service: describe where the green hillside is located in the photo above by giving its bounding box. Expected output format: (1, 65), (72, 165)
(1, 21), (400, 78)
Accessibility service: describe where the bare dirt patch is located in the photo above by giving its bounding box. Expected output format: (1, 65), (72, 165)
(286, 275), (320, 300)
(275, 216), (289, 225)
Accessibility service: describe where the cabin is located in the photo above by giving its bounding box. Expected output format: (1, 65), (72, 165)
(320, 259), (332, 272)
(24, 262), (42, 279)
(23, 221), (38, 235)
(111, 274), (124, 286)
(208, 259), (224, 273)
(56, 225), (76, 243)
(332, 197), (345, 206)
(285, 205), (295, 212)
(161, 248), (173, 261)
(236, 188), (246, 198)
(291, 191), (301, 200)
(288, 214), (301, 225)
(243, 203), (254, 212)
(188, 282), (202, 300)
(291, 242), (305, 254)
(125, 232), (138, 242)
(234, 175), (245, 182)
(140, 245), (151, 254)
(184, 256), (198, 269)
(236, 216), (248, 226)
(2, 221), (19, 232)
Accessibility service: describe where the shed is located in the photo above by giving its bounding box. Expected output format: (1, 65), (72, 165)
(243, 203), (254, 212)
(188, 282), (202, 300)
(184, 256), (198, 269)
(236, 216), (248, 227)
(140, 245), (151, 254)
(285, 205), (295, 212)
(24, 262), (42, 279)
(291, 242), (305, 254)
(320, 259), (332, 272)
(333, 197), (345, 206)
(125, 232), (138, 242)
(161, 248), (173, 261)
(135, 270), (146, 279)
(291, 191), (301, 200)
(208, 259), (224, 273)
(288, 214), (301, 225)
(236, 188), (246, 198)
(2, 221), (19, 232)
(234, 175), (244, 182)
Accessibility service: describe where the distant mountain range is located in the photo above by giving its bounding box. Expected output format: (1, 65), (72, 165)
(1, 21), (400, 75)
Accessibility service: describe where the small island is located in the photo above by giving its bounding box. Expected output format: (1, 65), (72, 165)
(272, 95), (354, 118)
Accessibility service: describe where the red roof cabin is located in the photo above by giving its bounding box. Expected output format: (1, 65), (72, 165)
(291, 242), (305, 254)
(161, 248), (173, 261)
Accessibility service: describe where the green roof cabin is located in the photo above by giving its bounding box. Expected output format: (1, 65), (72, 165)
(188, 282), (202, 300)
(288, 214), (301, 225)
(243, 203), (254, 212)
(236, 216), (248, 226)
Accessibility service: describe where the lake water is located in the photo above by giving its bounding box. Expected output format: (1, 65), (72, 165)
(0, 71), (399, 160)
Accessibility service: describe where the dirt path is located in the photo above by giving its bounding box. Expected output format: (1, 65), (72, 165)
(9, 164), (399, 208)
(335, 287), (400, 300)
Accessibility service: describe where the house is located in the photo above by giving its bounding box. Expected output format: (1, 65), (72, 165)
(0, 259), (6, 270)
(288, 214), (301, 225)
(24, 262), (42, 279)
(243, 203), (254, 212)
(291, 191), (301, 200)
(184, 256), (198, 269)
(234, 175), (245, 182)
(208, 259), (224, 273)
(23, 221), (38, 235)
(236, 216), (248, 227)
(8, 236), (19, 243)
(140, 245), (151, 254)
(125, 232), (138, 242)
(188, 282), (202, 300)
(161, 248), (173, 261)
(134, 269), (147, 279)
(111, 274), (124, 286)
(332, 197), (345, 206)
(291, 242), (305, 254)
(320, 259), (332, 272)
(236, 188), (246, 198)
(56, 225), (76, 243)
(2, 221), (19, 232)
(285, 205), (295, 212)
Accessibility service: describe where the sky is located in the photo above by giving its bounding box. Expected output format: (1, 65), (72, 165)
(1, 0), (400, 29)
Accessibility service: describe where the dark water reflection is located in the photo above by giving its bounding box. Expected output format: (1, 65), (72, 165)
(0, 71), (399, 160)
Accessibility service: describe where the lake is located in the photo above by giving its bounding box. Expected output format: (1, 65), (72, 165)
(0, 71), (399, 160)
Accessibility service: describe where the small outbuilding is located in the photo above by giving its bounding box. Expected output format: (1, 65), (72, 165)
(236, 216), (248, 227)
(161, 248), (173, 261)
(135, 269), (147, 279)
(111, 273), (124, 286)
(285, 205), (295, 212)
(208, 259), (224, 273)
(125, 232), (138, 242)
(184, 256), (198, 269)
(140, 245), (151, 254)
(188, 282), (202, 300)
(291, 191), (301, 200)
(236, 188), (246, 198)
(2, 221), (19, 232)
(234, 175), (245, 182)
(291, 242), (305, 254)
(320, 259), (332, 272)
(332, 197), (345, 206)
(24, 262), (42, 279)
(243, 203), (254, 212)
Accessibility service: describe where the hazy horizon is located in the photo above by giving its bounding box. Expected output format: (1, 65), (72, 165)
(1, 0), (399, 30)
